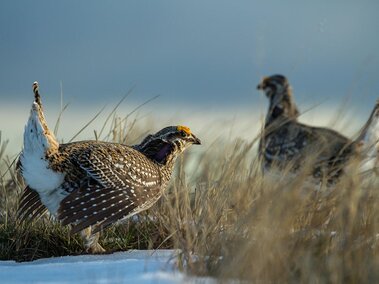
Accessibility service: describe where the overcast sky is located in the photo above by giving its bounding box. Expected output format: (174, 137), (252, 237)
(0, 0), (378, 156)
(0, 0), (378, 111)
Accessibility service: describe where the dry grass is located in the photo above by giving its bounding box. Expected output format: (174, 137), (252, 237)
(0, 105), (378, 282)
(165, 145), (379, 283)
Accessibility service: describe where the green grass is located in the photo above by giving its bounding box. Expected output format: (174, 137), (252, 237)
(0, 106), (378, 282)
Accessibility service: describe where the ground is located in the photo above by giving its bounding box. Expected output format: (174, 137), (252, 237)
(0, 250), (212, 284)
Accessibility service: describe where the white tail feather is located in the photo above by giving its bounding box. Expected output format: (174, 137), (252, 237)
(20, 95), (65, 215)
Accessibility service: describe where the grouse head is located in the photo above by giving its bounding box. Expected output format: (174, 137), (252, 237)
(257, 74), (299, 124)
(134, 125), (201, 165)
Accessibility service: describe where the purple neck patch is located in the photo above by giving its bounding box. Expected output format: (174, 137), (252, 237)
(154, 143), (173, 163)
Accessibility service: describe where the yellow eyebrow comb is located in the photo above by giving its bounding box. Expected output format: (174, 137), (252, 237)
(177, 125), (191, 134)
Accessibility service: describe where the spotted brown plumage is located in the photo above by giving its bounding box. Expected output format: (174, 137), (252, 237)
(17, 82), (201, 252)
(257, 74), (357, 184)
(57, 141), (169, 235)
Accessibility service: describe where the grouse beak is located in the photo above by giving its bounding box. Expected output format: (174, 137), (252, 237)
(191, 134), (201, 145)
(257, 77), (269, 90)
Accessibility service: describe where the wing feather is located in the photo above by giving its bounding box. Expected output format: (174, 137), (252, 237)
(70, 199), (135, 235)
(17, 186), (48, 221)
(58, 143), (161, 234)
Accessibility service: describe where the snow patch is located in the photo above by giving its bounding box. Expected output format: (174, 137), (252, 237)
(0, 250), (215, 284)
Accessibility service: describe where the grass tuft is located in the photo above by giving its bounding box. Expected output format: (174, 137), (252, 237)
(0, 105), (378, 282)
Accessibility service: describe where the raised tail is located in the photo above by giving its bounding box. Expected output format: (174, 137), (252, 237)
(22, 81), (59, 154)
(356, 100), (379, 174)
(19, 82), (64, 198)
(32, 81), (42, 109)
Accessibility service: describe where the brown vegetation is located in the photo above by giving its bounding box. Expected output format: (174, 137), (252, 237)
(0, 106), (378, 283)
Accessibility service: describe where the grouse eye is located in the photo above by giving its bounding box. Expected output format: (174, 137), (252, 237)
(180, 131), (187, 137)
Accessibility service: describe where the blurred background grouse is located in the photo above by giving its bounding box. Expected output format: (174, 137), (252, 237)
(257, 74), (378, 184)
(17, 82), (201, 252)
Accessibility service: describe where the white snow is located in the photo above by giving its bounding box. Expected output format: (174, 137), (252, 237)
(0, 250), (213, 284)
